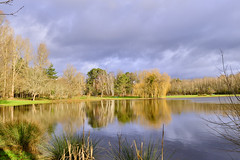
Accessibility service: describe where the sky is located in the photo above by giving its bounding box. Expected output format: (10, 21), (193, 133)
(1, 0), (240, 79)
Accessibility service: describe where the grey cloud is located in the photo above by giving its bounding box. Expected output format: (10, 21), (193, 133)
(2, 0), (240, 78)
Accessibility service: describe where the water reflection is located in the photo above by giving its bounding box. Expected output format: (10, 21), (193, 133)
(86, 100), (115, 128)
(0, 99), (229, 130)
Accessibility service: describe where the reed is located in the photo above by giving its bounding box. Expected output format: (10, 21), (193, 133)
(108, 136), (163, 160)
(108, 125), (173, 160)
(43, 131), (100, 160)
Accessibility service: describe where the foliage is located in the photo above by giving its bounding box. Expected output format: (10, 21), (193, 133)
(86, 68), (106, 96)
(115, 72), (130, 96)
(62, 64), (85, 98)
(46, 64), (58, 80)
(168, 73), (240, 95)
(0, 120), (43, 155)
(134, 70), (171, 98)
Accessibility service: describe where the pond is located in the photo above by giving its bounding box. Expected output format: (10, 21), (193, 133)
(0, 97), (239, 160)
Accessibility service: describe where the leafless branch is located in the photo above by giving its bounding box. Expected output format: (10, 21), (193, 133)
(0, 0), (13, 5)
(206, 52), (240, 153)
(0, 6), (24, 16)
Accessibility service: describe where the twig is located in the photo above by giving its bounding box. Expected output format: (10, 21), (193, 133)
(0, 6), (24, 16)
(0, 0), (13, 5)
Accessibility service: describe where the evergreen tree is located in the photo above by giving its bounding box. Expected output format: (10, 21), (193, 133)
(46, 64), (58, 79)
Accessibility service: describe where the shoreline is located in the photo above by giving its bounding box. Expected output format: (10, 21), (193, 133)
(0, 94), (237, 106)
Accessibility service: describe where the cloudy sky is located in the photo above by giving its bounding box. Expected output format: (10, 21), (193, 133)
(2, 0), (240, 79)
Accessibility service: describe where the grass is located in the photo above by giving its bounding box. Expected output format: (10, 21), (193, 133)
(0, 120), (43, 158)
(0, 96), (141, 106)
(0, 149), (33, 160)
(43, 131), (101, 160)
(0, 94), (236, 106)
(72, 95), (142, 100)
(165, 94), (239, 98)
(73, 94), (237, 101)
(0, 99), (51, 106)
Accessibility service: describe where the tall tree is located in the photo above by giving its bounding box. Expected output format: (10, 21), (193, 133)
(0, 22), (14, 98)
(23, 43), (50, 100)
(35, 43), (50, 69)
(115, 72), (130, 96)
(10, 36), (32, 98)
(134, 69), (171, 98)
(63, 64), (85, 98)
(86, 68), (106, 96)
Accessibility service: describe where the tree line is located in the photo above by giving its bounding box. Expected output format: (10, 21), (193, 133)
(1, 15), (239, 100)
(168, 74), (240, 95)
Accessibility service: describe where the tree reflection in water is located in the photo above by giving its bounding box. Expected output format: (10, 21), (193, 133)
(0, 99), (231, 132)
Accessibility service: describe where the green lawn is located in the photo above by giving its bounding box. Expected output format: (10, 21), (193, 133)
(0, 99), (51, 106)
(72, 95), (142, 100)
(165, 94), (238, 98)
(0, 94), (237, 106)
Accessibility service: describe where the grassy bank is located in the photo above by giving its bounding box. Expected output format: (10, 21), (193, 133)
(0, 94), (236, 106)
(0, 99), (51, 106)
(72, 95), (142, 100)
(0, 96), (142, 106)
(165, 94), (239, 98)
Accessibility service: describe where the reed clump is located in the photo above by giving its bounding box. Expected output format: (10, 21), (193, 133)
(0, 120), (43, 159)
(107, 125), (172, 160)
(108, 135), (163, 160)
(43, 131), (100, 160)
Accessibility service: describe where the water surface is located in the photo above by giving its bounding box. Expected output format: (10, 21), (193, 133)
(0, 97), (239, 160)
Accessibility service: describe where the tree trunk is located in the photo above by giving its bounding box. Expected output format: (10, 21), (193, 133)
(10, 66), (15, 98)
(3, 63), (7, 98)
(33, 93), (37, 101)
(10, 55), (16, 99)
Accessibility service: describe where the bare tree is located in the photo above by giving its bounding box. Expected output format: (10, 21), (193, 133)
(24, 66), (49, 101)
(0, 22), (14, 98)
(10, 36), (32, 98)
(208, 54), (240, 153)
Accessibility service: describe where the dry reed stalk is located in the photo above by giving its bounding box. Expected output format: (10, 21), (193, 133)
(61, 149), (65, 160)
(140, 142), (143, 158)
(161, 124), (164, 160)
(134, 140), (143, 160)
(59, 130), (95, 160)
(68, 141), (72, 160)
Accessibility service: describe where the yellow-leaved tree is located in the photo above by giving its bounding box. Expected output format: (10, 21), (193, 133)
(134, 69), (171, 98)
